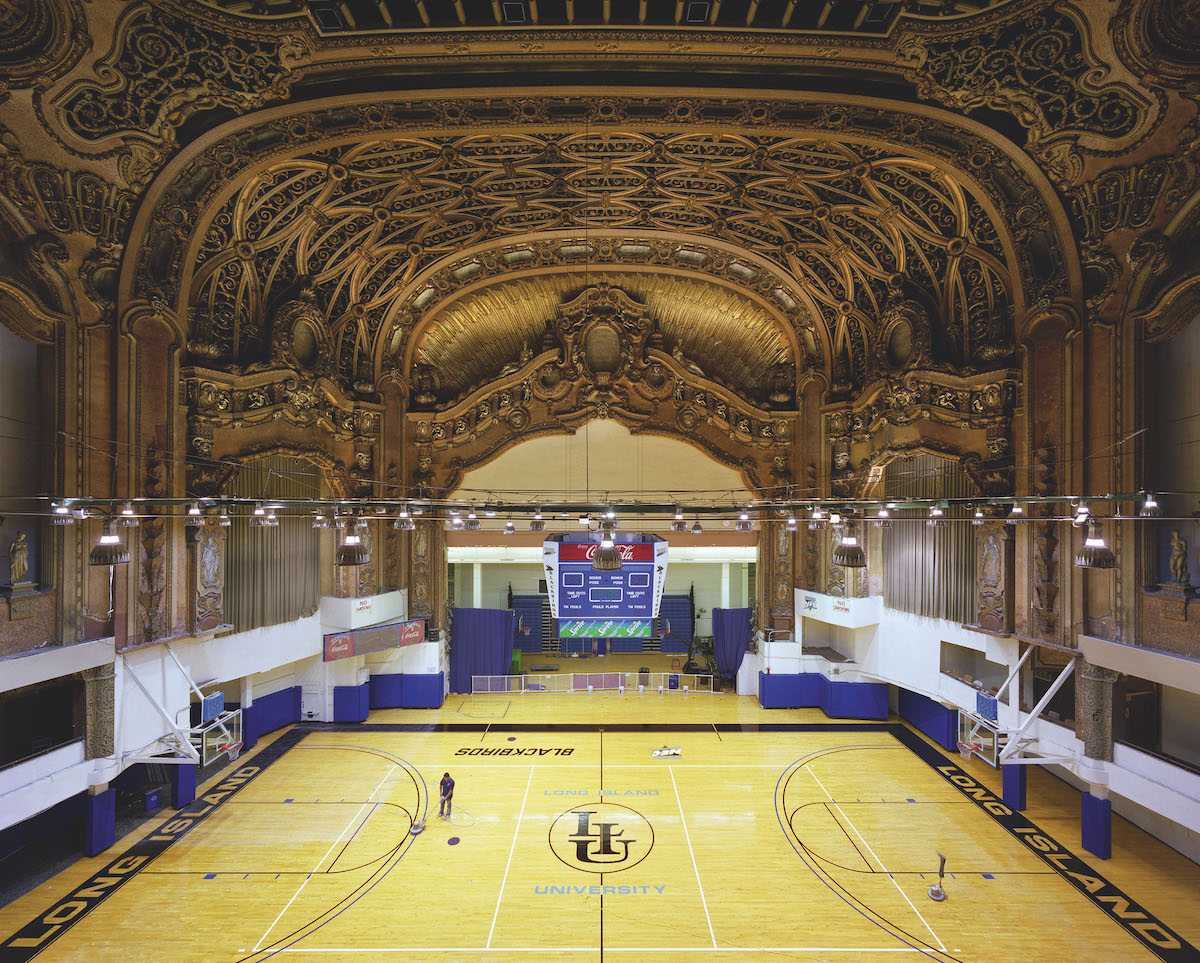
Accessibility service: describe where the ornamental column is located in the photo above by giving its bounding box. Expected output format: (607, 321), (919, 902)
(1078, 659), (1120, 859)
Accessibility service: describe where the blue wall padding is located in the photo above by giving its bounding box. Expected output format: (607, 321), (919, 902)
(610, 639), (644, 653)
(898, 689), (959, 750)
(1082, 792), (1112, 860)
(758, 672), (889, 719)
(247, 686), (302, 742)
(659, 595), (693, 652)
(333, 682), (370, 722)
(559, 638), (590, 654)
(1003, 764), (1027, 812)
(512, 596), (544, 653)
(84, 788), (115, 857)
(368, 673), (445, 709)
(370, 673), (404, 708)
(170, 764), (197, 809)
(827, 680), (889, 719)
(401, 673), (445, 708)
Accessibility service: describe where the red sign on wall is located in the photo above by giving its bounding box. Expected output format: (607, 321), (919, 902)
(399, 619), (425, 646)
(557, 542), (654, 562)
(324, 633), (354, 661)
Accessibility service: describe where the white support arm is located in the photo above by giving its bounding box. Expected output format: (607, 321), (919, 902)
(998, 656), (1075, 763)
(121, 656), (201, 763)
(164, 643), (234, 745)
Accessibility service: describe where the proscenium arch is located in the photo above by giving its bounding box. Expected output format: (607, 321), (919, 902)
(117, 87), (1084, 383)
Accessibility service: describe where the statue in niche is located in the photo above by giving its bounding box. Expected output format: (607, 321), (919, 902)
(201, 533), (220, 588)
(1169, 529), (1190, 585)
(8, 531), (29, 584)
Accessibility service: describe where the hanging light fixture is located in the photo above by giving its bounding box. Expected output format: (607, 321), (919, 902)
(185, 502), (203, 526)
(785, 513), (798, 532)
(118, 502), (140, 527)
(503, 519), (515, 535)
(1072, 501), (1091, 528)
(218, 511), (231, 527)
(832, 521), (867, 568)
(313, 512), (328, 529)
(927, 504), (946, 527)
(578, 512), (590, 526)
(1007, 503), (1025, 523)
(592, 523), (622, 571)
(874, 506), (891, 528)
(690, 519), (703, 535)
(670, 506), (687, 533)
(530, 507), (547, 532)
(450, 513), (464, 529)
(972, 506), (985, 526)
(265, 507), (279, 527)
(1140, 493), (1162, 518)
(735, 509), (753, 533)
(335, 519), (371, 567)
(465, 508), (481, 531)
(249, 502), (270, 527)
(52, 502), (74, 525)
(485, 508), (497, 517)
(89, 519), (130, 567)
(1075, 517), (1116, 569)
(394, 505), (415, 531)
(809, 507), (826, 531)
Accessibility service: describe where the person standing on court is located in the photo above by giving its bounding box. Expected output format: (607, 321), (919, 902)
(439, 771), (455, 819)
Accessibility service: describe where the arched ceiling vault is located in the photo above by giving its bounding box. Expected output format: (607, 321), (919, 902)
(121, 88), (1081, 402)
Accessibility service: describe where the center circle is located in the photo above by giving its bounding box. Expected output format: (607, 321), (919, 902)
(548, 802), (654, 874)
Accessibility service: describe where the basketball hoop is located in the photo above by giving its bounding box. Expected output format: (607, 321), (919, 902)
(221, 741), (242, 762)
(957, 740), (979, 762)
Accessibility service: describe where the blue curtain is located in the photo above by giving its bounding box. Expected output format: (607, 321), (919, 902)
(712, 607), (752, 680)
(449, 608), (515, 693)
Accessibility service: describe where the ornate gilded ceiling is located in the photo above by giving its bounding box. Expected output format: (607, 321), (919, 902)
(128, 90), (1072, 403)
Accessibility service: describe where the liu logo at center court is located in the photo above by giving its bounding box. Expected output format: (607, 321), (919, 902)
(549, 802), (654, 874)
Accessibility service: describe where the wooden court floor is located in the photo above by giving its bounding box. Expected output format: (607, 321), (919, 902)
(3, 692), (1200, 962)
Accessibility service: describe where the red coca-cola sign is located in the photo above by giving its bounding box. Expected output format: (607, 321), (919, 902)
(558, 542), (653, 562)
(324, 633), (354, 661)
(399, 619), (425, 646)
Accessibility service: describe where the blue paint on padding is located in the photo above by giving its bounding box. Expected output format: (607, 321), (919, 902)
(898, 688), (958, 751)
(1002, 763), (1027, 812)
(248, 686), (302, 741)
(1082, 792), (1112, 860)
(333, 682), (370, 723)
(758, 672), (889, 719)
(170, 764), (197, 809)
(84, 788), (116, 857)
(402, 673), (446, 708)
(369, 673), (404, 708)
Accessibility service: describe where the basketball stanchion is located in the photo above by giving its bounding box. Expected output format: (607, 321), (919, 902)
(928, 851), (948, 901)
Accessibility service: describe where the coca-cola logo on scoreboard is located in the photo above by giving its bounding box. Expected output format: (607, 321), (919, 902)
(559, 543), (653, 562)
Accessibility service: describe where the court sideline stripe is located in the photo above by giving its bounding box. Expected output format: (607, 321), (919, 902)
(804, 764), (946, 952)
(486, 766), (535, 949)
(253, 765), (397, 952)
(670, 766), (717, 949)
(892, 725), (1200, 962)
(0, 727), (308, 961)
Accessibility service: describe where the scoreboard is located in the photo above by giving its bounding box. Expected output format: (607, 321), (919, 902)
(543, 536), (668, 635)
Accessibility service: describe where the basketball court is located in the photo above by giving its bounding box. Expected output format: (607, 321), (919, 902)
(3, 694), (1199, 961)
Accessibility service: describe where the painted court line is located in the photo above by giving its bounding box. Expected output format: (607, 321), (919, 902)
(279, 947), (925, 953)
(254, 765), (397, 952)
(486, 765), (535, 949)
(804, 765), (947, 954)
(670, 766), (717, 949)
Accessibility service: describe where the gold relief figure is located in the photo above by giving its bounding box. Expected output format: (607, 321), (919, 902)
(1170, 529), (1190, 585)
(201, 534), (220, 588)
(9, 531), (29, 584)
